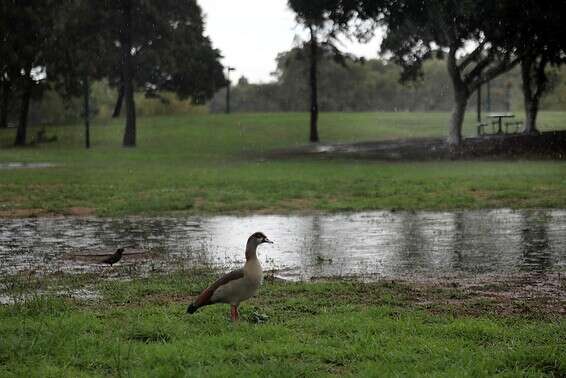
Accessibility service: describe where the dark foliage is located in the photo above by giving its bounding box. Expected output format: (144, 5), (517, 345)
(0, 0), (225, 147)
(497, 0), (566, 134)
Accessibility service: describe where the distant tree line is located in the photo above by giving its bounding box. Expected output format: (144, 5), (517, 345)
(210, 48), (566, 115)
(0, 0), (225, 147)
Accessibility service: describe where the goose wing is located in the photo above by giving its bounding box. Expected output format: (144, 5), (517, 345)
(190, 268), (245, 309)
(100, 248), (123, 264)
(100, 253), (118, 264)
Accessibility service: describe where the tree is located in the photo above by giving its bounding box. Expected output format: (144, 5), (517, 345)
(288, 0), (360, 143)
(98, 0), (225, 146)
(288, 0), (325, 142)
(521, 55), (549, 135)
(3, 1), (61, 146)
(374, 0), (521, 145)
(0, 1), (14, 129)
(307, 24), (320, 142)
(48, 0), (109, 149)
(502, 0), (566, 134)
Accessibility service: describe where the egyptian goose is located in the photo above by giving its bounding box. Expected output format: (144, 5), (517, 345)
(187, 232), (273, 321)
(100, 248), (124, 266)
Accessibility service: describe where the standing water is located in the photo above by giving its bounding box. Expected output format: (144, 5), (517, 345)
(0, 209), (565, 280)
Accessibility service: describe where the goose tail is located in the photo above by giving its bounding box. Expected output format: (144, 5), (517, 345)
(186, 303), (199, 314)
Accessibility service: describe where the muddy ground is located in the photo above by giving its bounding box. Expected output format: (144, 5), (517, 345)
(393, 272), (566, 319)
(271, 130), (566, 160)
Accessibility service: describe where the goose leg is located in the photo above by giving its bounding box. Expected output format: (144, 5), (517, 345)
(230, 305), (238, 321)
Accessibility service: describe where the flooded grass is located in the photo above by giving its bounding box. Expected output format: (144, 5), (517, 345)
(1, 210), (565, 279)
(0, 268), (565, 376)
(0, 162), (58, 170)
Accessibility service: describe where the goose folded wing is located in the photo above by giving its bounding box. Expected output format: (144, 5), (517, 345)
(193, 269), (245, 307)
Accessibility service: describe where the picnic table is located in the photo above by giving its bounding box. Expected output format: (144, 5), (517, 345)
(487, 113), (515, 134)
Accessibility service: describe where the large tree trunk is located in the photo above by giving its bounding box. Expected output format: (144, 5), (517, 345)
(112, 85), (124, 118)
(520, 56), (545, 135)
(15, 74), (33, 146)
(122, 72), (136, 147)
(121, 0), (136, 147)
(521, 57), (536, 134)
(448, 90), (468, 146)
(308, 25), (319, 143)
(1, 81), (11, 129)
(83, 75), (91, 149)
(523, 100), (539, 135)
(446, 48), (468, 146)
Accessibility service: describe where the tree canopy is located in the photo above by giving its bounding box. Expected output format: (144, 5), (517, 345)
(0, 0), (225, 147)
(375, 0), (521, 144)
(98, 0), (225, 146)
(286, 0), (566, 144)
(1, 0), (64, 145)
(288, 0), (365, 142)
(498, 0), (566, 133)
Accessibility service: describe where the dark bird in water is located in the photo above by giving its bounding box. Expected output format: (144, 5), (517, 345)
(100, 248), (124, 266)
(187, 232), (273, 321)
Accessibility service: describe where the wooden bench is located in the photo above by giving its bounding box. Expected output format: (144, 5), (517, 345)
(477, 122), (489, 136)
(478, 120), (523, 136)
(504, 121), (522, 134)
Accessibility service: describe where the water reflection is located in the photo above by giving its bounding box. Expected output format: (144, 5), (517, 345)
(0, 210), (565, 279)
(520, 211), (553, 272)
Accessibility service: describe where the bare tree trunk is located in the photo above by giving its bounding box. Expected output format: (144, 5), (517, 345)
(122, 70), (136, 147)
(521, 56), (545, 135)
(476, 84), (482, 122)
(521, 57), (536, 134)
(448, 91), (468, 146)
(15, 73), (33, 146)
(225, 81), (231, 114)
(121, 0), (136, 147)
(83, 75), (91, 149)
(1, 80), (11, 129)
(308, 25), (319, 143)
(523, 101), (539, 135)
(446, 48), (468, 146)
(112, 84), (124, 118)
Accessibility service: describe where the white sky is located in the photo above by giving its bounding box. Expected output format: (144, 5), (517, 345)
(198, 0), (383, 83)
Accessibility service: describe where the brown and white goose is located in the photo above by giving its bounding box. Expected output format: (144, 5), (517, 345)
(187, 232), (273, 321)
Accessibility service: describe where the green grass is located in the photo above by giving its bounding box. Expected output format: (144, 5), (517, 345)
(1, 112), (566, 216)
(1, 271), (565, 377)
(2, 113), (565, 377)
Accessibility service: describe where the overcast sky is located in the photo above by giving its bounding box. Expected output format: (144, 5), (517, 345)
(198, 0), (382, 83)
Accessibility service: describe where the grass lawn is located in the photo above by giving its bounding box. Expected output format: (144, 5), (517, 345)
(0, 111), (565, 216)
(1, 112), (565, 377)
(1, 270), (565, 377)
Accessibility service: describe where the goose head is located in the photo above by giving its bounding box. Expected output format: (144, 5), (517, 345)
(248, 232), (273, 247)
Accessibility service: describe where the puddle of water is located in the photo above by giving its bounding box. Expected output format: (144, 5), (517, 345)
(0, 210), (565, 280)
(0, 162), (57, 170)
(0, 288), (100, 305)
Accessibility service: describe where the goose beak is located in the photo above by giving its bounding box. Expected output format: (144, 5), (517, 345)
(263, 238), (274, 244)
